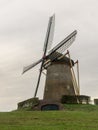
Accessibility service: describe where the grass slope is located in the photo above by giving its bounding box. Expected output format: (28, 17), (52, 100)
(0, 104), (98, 130)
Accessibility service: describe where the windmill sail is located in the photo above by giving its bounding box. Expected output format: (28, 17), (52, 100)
(49, 30), (77, 55)
(43, 14), (55, 52)
(48, 30), (77, 61)
(34, 60), (44, 97)
(22, 58), (43, 74)
(22, 14), (55, 75)
(34, 15), (55, 97)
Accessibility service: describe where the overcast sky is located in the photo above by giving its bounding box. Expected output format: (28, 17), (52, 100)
(0, 0), (98, 111)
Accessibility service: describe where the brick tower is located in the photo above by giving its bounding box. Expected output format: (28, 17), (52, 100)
(43, 55), (76, 102)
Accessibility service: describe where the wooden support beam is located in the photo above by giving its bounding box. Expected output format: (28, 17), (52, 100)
(67, 50), (79, 103)
(57, 51), (69, 60)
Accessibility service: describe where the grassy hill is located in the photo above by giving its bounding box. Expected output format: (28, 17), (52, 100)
(0, 104), (98, 130)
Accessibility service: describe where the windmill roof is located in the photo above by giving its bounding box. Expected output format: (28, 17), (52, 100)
(46, 52), (74, 66)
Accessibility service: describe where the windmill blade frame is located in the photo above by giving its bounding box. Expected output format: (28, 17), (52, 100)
(43, 14), (55, 52)
(22, 14), (55, 75)
(22, 58), (43, 74)
(48, 30), (77, 55)
(44, 30), (77, 63)
(34, 14), (55, 97)
(34, 60), (44, 97)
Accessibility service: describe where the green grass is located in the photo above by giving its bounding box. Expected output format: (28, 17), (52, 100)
(0, 104), (98, 130)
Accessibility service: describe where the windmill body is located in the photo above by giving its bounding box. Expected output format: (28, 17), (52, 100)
(44, 55), (76, 102)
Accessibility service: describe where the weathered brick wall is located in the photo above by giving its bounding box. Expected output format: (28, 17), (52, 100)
(43, 59), (76, 101)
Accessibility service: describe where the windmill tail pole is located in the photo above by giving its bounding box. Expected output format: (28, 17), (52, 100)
(67, 50), (80, 103)
(67, 50), (78, 94)
(74, 60), (80, 95)
(58, 51), (69, 60)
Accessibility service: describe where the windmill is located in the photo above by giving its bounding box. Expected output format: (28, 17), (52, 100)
(22, 14), (78, 100)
